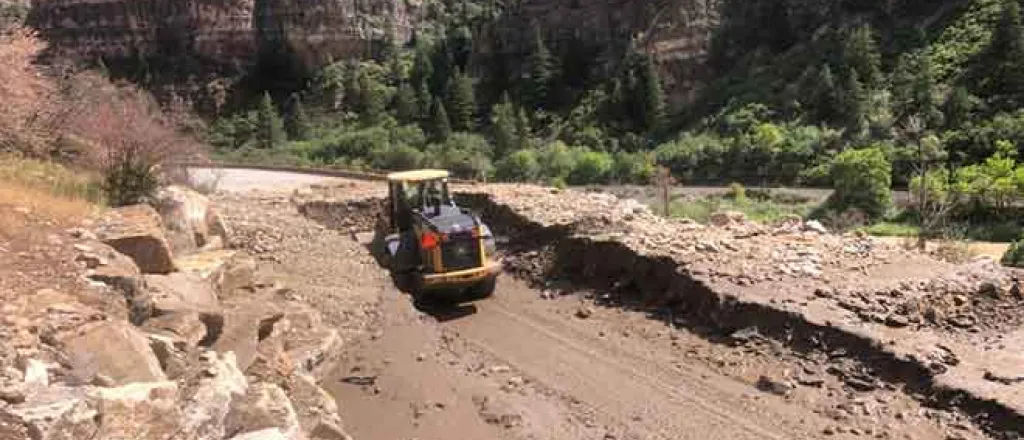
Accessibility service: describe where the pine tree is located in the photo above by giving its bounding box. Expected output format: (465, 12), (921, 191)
(431, 96), (451, 141)
(514, 107), (532, 151)
(840, 69), (868, 138)
(490, 92), (517, 157)
(813, 64), (841, 123)
(841, 24), (882, 89)
(943, 86), (975, 130)
(284, 94), (312, 141)
(394, 83), (419, 124)
(416, 79), (432, 122)
(911, 54), (942, 128)
(256, 92), (285, 149)
(345, 65), (363, 113)
(890, 53), (916, 120)
(411, 41), (434, 88)
(446, 68), (476, 131)
(641, 55), (666, 134)
(524, 26), (554, 110)
(985, 0), (1024, 109)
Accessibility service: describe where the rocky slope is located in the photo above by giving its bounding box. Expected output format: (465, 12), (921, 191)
(0, 185), (353, 440)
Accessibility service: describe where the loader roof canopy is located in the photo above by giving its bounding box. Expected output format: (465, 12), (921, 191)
(386, 169), (450, 182)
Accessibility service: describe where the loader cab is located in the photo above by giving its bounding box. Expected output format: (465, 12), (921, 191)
(385, 169), (454, 232)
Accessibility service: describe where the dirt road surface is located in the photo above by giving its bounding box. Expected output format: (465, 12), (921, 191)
(207, 167), (991, 440)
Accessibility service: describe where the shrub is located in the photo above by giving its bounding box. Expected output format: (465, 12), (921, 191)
(568, 149), (613, 185)
(727, 182), (747, 203)
(1002, 237), (1024, 267)
(495, 149), (541, 182)
(103, 147), (160, 206)
(825, 147), (892, 219)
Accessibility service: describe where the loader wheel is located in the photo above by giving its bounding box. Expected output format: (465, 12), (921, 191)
(466, 276), (497, 300)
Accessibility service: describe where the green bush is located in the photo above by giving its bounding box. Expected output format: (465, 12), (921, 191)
(1001, 237), (1024, 267)
(727, 182), (747, 203)
(495, 149), (541, 182)
(569, 150), (614, 185)
(103, 148), (160, 207)
(825, 147), (892, 219)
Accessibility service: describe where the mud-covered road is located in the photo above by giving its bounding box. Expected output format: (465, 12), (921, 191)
(202, 167), (993, 440)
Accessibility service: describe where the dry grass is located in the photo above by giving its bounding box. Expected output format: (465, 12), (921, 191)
(0, 155), (100, 237)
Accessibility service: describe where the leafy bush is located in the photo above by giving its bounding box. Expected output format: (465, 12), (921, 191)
(825, 147), (892, 219)
(103, 147), (160, 206)
(1002, 237), (1024, 267)
(568, 149), (614, 185)
(495, 149), (541, 182)
(727, 182), (747, 203)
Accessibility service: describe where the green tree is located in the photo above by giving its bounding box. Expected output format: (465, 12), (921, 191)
(393, 83), (419, 124)
(826, 146), (893, 219)
(431, 96), (451, 141)
(284, 94), (312, 141)
(524, 25), (554, 110)
(840, 69), (868, 138)
(943, 86), (977, 130)
(984, 0), (1024, 109)
(641, 55), (666, 134)
(446, 68), (477, 131)
(490, 92), (517, 157)
(416, 79), (432, 122)
(841, 25), (882, 89)
(515, 107), (532, 151)
(813, 64), (841, 123)
(358, 69), (387, 125)
(255, 92), (285, 149)
(569, 150), (614, 185)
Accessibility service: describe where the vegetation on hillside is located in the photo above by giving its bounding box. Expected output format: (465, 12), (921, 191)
(0, 26), (203, 206)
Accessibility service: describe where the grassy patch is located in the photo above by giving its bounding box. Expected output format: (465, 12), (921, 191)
(861, 221), (922, 237)
(0, 155), (101, 236)
(667, 196), (813, 224)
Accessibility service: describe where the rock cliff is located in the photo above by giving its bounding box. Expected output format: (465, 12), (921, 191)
(27, 0), (418, 72)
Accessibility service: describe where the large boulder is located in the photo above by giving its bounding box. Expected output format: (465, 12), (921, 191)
(154, 185), (225, 254)
(213, 302), (284, 372)
(95, 204), (177, 274)
(90, 381), (181, 439)
(0, 386), (98, 440)
(284, 374), (345, 436)
(176, 250), (256, 297)
(56, 321), (166, 386)
(144, 272), (221, 316)
(143, 311), (209, 350)
(225, 383), (302, 440)
(180, 352), (248, 440)
(78, 241), (147, 324)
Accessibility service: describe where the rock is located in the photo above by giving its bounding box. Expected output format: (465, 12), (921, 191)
(66, 227), (97, 241)
(2, 386), (98, 440)
(575, 307), (593, 319)
(729, 326), (760, 343)
(176, 250), (256, 297)
(884, 314), (909, 328)
(154, 185), (216, 254)
(90, 381), (181, 439)
(145, 333), (190, 379)
(947, 314), (977, 329)
(709, 211), (746, 227)
(180, 352), (248, 440)
(803, 220), (828, 234)
(695, 241), (720, 253)
(755, 375), (793, 396)
(85, 243), (147, 324)
(22, 360), (48, 389)
(284, 373), (342, 434)
(227, 428), (290, 440)
(143, 311), (209, 350)
(310, 420), (352, 440)
(844, 377), (877, 392)
(145, 272), (221, 315)
(94, 204), (177, 274)
(225, 383), (302, 440)
(57, 321), (166, 386)
(213, 304), (283, 372)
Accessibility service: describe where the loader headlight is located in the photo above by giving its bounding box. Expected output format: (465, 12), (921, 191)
(480, 224), (497, 256)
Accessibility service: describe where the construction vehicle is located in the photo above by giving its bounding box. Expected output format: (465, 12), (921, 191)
(372, 169), (500, 302)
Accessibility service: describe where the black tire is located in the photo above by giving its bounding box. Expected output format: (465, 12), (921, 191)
(466, 276), (497, 300)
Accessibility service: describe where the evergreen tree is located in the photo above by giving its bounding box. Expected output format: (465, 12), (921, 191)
(890, 53), (916, 119)
(813, 64), (841, 123)
(514, 107), (532, 151)
(446, 68), (477, 131)
(490, 92), (517, 157)
(431, 96), (452, 141)
(840, 68), (868, 137)
(345, 65), (363, 112)
(394, 83), (419, 124)
(841, 24), (883, 89)
(524, 26), (554, 110)
(284, 94), (312, 141)
(641, 55), (666, 134)
(416, 79), (432, 122)
(943, 86), (976, 130)
(359, 70), (386, 125)
(911, 54), (942, 128)
(255, 92), (285, 149)
(984, 0), (1024, 109)
(411, 41), (434, 88)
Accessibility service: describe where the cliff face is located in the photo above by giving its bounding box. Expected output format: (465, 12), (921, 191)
(480, 0), (721, 106)
(28, 0), (417, 72)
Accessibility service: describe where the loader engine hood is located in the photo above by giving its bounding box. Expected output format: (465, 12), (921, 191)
(419, 205), (480, 234)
